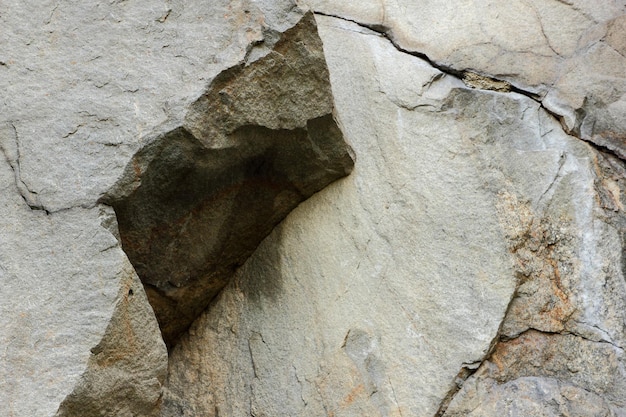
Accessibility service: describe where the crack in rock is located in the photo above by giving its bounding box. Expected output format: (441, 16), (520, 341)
(0, 122), (47, 212)
(442, 330), (626, 416)
(434, 285), (519, 417)
(102, 12), (354, 348)
(314, 11), (626, 162)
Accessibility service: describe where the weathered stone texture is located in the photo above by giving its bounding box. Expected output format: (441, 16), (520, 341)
(3, 0), (626, 416)
(0, 145), (167, 417)
(163, 9), (626, 417)
(304, 0), (626, 161)
(105, 12), (353, 347)
(443, 331), (626, 416)
(1, 0), (303, 212)
(2, 0), (345, 415)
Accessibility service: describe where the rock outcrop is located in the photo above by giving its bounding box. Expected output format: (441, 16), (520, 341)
(2, 1), (625, 416)
(105, 13), (353, 347)
(0, 153), (167, 417)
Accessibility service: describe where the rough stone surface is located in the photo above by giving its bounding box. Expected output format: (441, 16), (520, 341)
(162, 11), (626, 417)
(304, 0), (626, 160)
(1, 0), (349, 415)
(3, 1), (626, 416)
(163, 18), (520, 416)
(1, 0), (300, 213)
(105, 12), (353, 347)
(443, 331), (626, 416)
(441, 148), (626, 415)
(0, 142), (167, 417)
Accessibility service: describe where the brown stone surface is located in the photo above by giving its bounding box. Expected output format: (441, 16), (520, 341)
(106, 13), (354, 347)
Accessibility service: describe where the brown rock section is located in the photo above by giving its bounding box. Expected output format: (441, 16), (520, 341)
(442, 148), (626, 416)
(443, 330), (626, 416)
(104, 13), (354, 347)
(501, 215), (578, 337)
(55, 267), (168, 417)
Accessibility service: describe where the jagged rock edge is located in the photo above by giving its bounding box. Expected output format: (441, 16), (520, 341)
(313, 11), (625, 163)
(100, 12), (354, 350)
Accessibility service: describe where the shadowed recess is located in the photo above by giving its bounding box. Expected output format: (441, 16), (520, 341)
(103, 13), (354, 348)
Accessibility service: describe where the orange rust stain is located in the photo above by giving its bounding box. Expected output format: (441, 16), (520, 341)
(339, 383), (365, 409)
(546, 258), (568, 302)
(490, 337), (523, 373)
(596, 130), (626, 144)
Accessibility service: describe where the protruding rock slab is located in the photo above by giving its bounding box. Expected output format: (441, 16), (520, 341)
(106, 13), (354, 347)
(304, 0), (626, 159)
(0, 151), (167, 417)
(1, 1), (333, 415)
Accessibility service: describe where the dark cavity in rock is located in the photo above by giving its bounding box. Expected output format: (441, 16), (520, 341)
(102, 13), (354, 348)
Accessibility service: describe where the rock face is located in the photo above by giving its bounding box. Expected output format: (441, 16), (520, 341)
(2, 1), (626, 417)
(306, 0), (626, 157)
(163, 5), (626, 417)
(105, 13), (353, 347)
(0, 148), (166, 417)
(1, 0), (350, 415)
